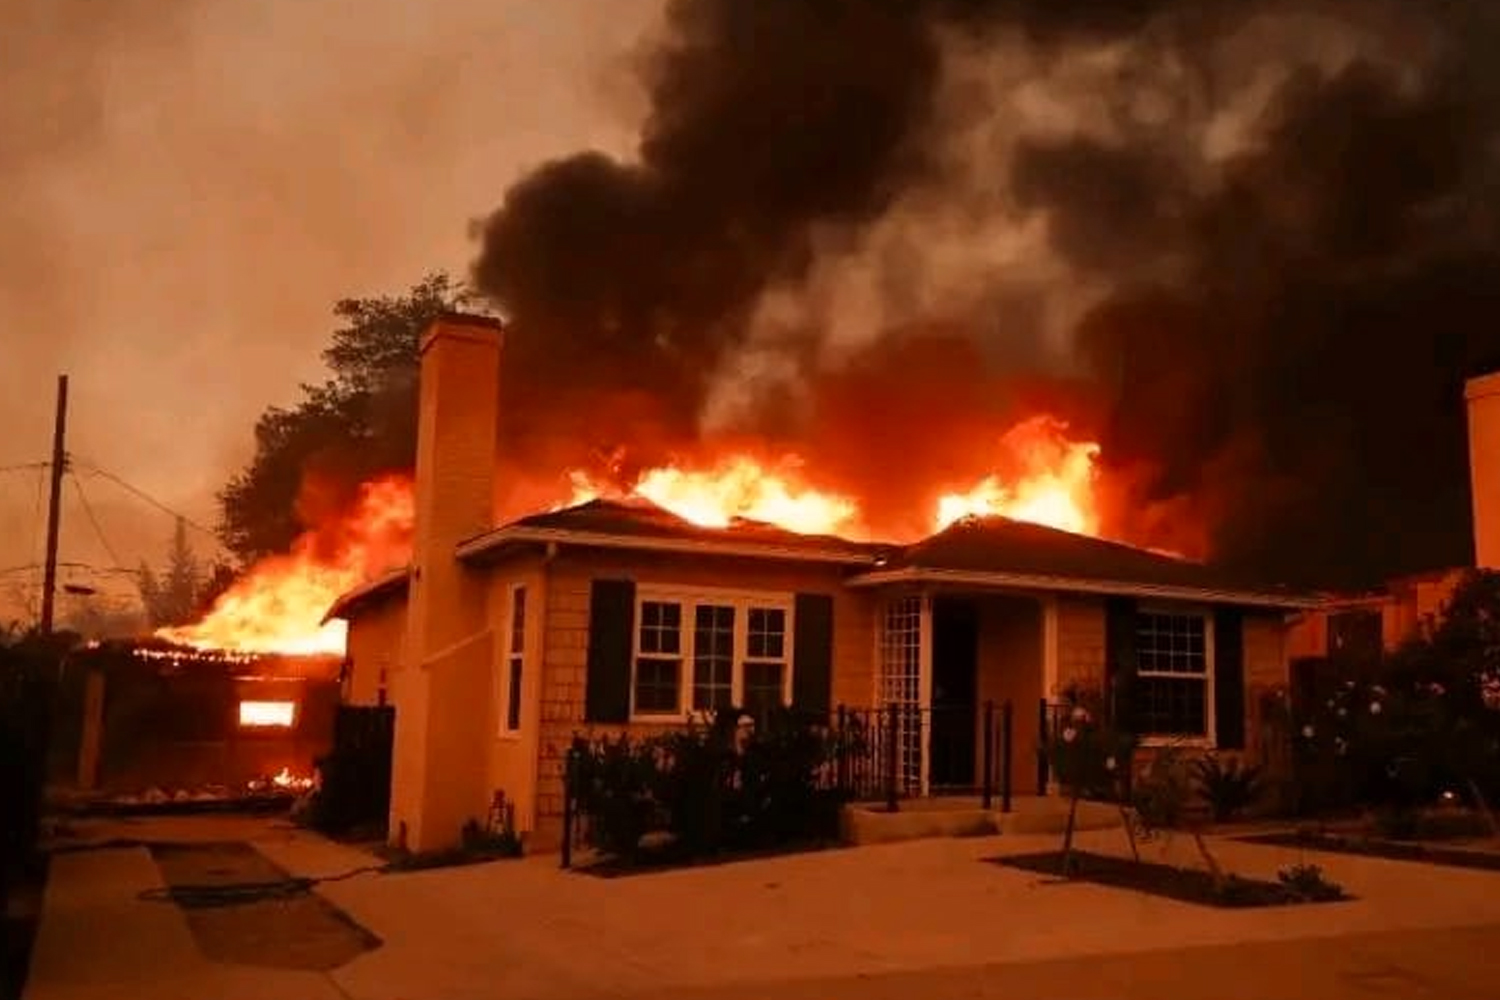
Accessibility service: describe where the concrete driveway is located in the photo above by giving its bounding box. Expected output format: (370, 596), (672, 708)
(24, 816), (1500, 1000)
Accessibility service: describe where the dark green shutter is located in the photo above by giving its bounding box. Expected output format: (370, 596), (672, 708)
(584, 579), (635, 723)
(792, 593), (835, 718)
(1213, 607), (1246, 750)
(1104, 597), (1138, 732)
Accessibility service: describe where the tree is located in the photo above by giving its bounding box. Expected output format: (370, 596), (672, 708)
(137, 518), (206, 628)
(216, 273), (474, 562)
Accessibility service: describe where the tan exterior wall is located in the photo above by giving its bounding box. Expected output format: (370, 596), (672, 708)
(1054, 596), (1107, 693)
(531, 548), (871, 848)
(344, 599), (406, 706)
(1467, 371), (1500, 569)
(483, 556), (547, 837)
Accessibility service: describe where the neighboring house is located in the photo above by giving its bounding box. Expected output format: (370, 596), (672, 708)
(324, 314), (1316, 853)
(1285, 567), (1468, 665)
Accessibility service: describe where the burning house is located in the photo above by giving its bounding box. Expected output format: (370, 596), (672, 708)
(323, 313), (1316, 853)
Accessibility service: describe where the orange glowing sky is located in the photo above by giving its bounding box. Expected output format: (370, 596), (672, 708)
(0, 0), (662, 623)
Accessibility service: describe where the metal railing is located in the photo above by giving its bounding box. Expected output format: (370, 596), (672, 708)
(558, 701), (1019, 867)
(833, 700), (1014, 813)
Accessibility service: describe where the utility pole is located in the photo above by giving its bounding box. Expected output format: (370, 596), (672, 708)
(39, 374), (69, 636)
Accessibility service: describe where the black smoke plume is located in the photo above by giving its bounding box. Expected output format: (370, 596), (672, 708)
(473, 0), (1500, 589)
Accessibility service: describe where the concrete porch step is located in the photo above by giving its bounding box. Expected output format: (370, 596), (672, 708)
(840, 795), (1123, 846)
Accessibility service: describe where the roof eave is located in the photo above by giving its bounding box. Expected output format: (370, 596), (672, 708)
(321, 569), (411, 624)
(844, 567), (1320, 610)
(456, 525), (881, 567)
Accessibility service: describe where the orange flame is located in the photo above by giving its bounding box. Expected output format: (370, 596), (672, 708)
(160, 417), (1116, 656)
(155, 476), (414, 655)
(934, 416), (1100, 535)
(566, 455), (861, 536)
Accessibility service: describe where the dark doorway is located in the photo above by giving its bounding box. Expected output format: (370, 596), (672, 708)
(930, 597), (979, 790)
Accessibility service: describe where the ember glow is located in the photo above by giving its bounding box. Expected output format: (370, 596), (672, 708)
(238, 700), (296, 728)
(156, 476), (414, 656)
(934, 417), (1101, 535)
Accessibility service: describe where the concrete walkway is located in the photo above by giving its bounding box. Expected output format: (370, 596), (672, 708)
(24, 817), (1500, 1000)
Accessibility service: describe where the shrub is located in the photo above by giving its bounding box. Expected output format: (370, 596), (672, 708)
(568, 734), (659, 860)
(1192, 754), (1265, 822)
(567, 709), (845, 863)
(1277, 863), (1345, 902)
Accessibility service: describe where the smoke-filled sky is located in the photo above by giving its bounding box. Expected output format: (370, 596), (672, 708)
(5, 0), (1499, 626)
(474, 0), (1500, 589)
(0, 0), (660, 623)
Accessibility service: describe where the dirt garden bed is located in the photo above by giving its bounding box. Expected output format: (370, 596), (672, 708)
(990, 850), (1352, 908)
(1239, 831), (1500, 872)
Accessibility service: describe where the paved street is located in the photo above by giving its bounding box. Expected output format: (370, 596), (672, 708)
(23, 816), (1500, 1000)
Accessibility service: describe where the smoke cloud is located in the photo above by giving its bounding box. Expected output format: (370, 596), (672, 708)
(473, 0), (1500, 588)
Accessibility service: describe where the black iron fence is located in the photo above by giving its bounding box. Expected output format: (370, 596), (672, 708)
(559, 701), (1019, 865)
(834, 701), (1015, 812)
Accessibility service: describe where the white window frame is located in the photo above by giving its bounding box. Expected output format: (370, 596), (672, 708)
(498, 583), (527, 738)
(1134, 604), (1215, 748)
(629, 585), (796, 722)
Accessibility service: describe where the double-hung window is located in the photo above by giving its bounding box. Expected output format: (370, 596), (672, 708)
(502, 586), (526, 734)
(631, 590), (793, 719)
(1132, 609), (1213, 740)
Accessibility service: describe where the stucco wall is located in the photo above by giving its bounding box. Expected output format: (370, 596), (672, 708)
(531, 549), (872, 847)
(1055, 596), (1107, 694)
(344, 598), (406, 706)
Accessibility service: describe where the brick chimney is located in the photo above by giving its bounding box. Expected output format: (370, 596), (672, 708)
(389, 312), (503, 851)
(1466, 371), (1500, 568)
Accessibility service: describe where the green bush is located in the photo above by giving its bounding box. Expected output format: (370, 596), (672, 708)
(1192, 754), (1265, 822)
(568, 734), (660, 860)
(567, 709), (845, 863)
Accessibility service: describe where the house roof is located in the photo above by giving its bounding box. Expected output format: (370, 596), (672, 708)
(330, 500), (1318, 622)
(455, 498), (888, 567)
(322, 567), (410, 623)
(844, 516), (1318, 609)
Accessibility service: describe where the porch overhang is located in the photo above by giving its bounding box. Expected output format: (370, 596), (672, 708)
(843, 566), (1320, 610)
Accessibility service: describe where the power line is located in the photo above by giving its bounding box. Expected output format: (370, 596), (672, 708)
(68, 472), (128, 573)
(69, 457), (223, 548)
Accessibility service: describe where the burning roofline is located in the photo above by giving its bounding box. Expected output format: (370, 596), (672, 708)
(321, 501), (1318, 623)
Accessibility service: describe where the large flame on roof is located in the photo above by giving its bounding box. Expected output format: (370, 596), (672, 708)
(566, 456), (862, 536)
(166, 416), (1105, 654)
(934, 416), (1100, 535)
(155, 476), (414, 656)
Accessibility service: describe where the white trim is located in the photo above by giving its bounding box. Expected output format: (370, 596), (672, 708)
(457, 526), (879, 567)
(627, 586), (796, 723)
(1133, 604), (1216, 746)
(498, 582), (527, 739)
(845, 567), (1316, 609)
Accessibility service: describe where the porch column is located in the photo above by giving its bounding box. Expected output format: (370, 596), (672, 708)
(1041, 596), (1060, 795)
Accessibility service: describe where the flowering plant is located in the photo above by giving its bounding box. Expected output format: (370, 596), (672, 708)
(1047, 685), (1137, 802)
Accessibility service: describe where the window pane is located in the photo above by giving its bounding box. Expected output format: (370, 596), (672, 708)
(743, 661), (785, 717)
(1132, 676), (1206, 736)
(748, 607), (786, 658)
(510, 587), (527, 654)
(692, 605), (735, 711)
(1135, 612), (1207, 676)
(640, 601), (682, 655)
(634, 657), (681, 714)
(506, 656), (523, 730)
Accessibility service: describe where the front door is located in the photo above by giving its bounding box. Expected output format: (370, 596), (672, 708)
(929, 597), (978, 789)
